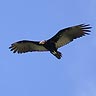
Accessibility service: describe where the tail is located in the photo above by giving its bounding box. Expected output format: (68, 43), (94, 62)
(51, 51), (62, 59)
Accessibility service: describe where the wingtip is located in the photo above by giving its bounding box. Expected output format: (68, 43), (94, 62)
(80, 24), (92, 35)
(80, 24), (92, 28)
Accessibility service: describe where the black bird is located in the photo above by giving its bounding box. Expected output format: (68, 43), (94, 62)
(9, 24), (91, 59)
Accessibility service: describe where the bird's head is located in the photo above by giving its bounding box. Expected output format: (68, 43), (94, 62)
(39, 40), (47, 44)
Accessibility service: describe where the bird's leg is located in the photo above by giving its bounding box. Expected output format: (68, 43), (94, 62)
(50, 50), (62, 59)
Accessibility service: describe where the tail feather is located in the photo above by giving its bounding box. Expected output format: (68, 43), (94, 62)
(51, 51), (62, 59)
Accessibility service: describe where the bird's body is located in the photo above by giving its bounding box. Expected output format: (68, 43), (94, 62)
(9, 24), (91, 59)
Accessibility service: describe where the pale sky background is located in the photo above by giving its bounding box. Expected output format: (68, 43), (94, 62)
(0, 0), (96, 96)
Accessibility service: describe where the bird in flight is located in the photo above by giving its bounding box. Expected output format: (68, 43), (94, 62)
(9, 24), (91, 59)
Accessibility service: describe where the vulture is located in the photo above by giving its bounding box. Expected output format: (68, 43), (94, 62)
(9, 24), (91, 59)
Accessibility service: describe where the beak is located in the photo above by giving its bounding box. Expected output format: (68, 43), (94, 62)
(39, 40), (46, 44)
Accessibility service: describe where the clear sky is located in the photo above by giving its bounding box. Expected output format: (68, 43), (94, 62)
(0, 0), (96, 96)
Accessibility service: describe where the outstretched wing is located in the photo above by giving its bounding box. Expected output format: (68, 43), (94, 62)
(9, 40), (48, 53)
(48, 24), (91, 48)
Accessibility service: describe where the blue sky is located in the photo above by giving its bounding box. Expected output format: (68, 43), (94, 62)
(0, 0), (96, 96)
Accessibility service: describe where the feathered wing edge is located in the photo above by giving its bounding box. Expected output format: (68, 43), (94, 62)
(48, 24), (92, 48)
(9, 40), (48, 53)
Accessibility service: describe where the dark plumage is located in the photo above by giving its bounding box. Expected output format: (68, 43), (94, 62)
(9, 24), (91, 59)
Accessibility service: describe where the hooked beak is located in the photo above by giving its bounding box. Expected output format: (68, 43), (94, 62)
(39, 40), (46, 44)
